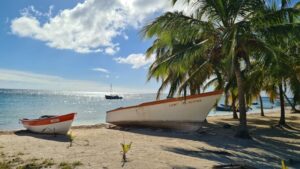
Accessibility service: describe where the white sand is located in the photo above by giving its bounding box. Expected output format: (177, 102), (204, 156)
(0, 110), (299, 169)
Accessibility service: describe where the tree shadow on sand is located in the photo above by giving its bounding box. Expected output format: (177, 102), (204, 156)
(14, 130), (70, 142)
(114, 117), (300, 169)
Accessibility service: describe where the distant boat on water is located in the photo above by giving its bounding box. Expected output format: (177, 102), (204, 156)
(216, 104), (232, 111)
(216, 104), (252, 112)
(20, 112), (76, 134)
(105, 95), (123, 99)
(106, 90), (222, 131)
(105, 84), (123, 100)
(257, 104), (273, 109)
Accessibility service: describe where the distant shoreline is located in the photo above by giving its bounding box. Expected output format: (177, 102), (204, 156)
(0, 107), (292, 133)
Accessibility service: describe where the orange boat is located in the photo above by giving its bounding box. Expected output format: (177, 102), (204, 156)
(20, 113), (76, 134)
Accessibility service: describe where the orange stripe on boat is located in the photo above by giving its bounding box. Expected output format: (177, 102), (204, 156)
(21, 113), (76, 126)
(107, 90), (223, 113)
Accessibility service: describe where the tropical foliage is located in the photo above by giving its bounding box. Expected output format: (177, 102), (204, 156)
(143, 0), (300, 138)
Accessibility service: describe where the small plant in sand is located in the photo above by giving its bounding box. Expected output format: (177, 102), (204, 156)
(121, 141), (132, 162)
(67, 131), (75, 147)
(281, 160), (288, 169)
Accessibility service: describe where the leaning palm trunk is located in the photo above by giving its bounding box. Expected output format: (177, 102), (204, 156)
(259, 95), (264, 116)
(279, 83), (286, 125)
(284, 93), (300, 113)
(225, 91), (229, 106)
(234, 61), (250, 138)
(232, 96), (238, 119)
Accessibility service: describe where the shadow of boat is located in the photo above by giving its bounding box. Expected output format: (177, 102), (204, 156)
(14, 130), (70, 142)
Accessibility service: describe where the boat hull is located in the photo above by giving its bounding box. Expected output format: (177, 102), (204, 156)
(21, 113), (76, 134)
(106, 91), (222, 131)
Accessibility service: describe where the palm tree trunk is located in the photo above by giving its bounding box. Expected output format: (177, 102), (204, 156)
(225, 91), (229, 106)
(234, 60), (250, 139)
(259, 95), (264, 116)
(279, 83), (286, 126)
(284, 92), (300, 112)
(232, 96), (238, 119)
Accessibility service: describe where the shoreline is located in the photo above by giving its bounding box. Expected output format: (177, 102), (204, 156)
(0, 107), (292, 133)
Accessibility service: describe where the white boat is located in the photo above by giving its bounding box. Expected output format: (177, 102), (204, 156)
(106, 91), (222, 131)
(20, 113), (76, 134)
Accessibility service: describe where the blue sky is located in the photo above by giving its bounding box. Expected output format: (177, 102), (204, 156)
(0, 0), (173, 93)
(0, 0), (298, 93)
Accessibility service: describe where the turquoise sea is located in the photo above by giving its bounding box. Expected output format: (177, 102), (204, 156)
(0, 89), (281, 131)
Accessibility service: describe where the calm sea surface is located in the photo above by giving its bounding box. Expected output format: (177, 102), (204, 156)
(0, 89), (279, 130)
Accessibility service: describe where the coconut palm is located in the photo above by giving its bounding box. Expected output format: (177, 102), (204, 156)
(143, 0), (300, 138)
(243, 62), (265, 116)
(256, 0), (300, 125)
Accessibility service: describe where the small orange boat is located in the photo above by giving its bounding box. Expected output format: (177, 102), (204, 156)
(20, 113), (76, 134)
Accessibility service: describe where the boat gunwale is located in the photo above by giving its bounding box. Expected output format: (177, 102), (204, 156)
(106, 90), (223, 113)
(20, 112), (76, 126)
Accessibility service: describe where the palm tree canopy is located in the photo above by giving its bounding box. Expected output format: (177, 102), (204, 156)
(143, 0), (300, 97)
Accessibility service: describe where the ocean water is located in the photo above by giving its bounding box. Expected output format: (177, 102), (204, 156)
(0, 89), (157, 130)
(0, 89), (281, 130)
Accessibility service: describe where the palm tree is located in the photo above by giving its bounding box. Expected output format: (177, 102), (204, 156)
(257, 0), (300, 125)
(243, 63), (265, 116)
(143, 0), (300, 138)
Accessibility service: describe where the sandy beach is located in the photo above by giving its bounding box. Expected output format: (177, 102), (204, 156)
(0, 110), (300, 169)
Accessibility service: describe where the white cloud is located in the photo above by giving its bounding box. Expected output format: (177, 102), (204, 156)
(105, 46), (119, 55)
(114, 53), (155, 69)
(92, 67), (110, 74)
(123, 34), (129, 40)
(10, 0), (171, 54)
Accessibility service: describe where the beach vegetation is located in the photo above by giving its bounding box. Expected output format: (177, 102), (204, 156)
(58, 162), (72, 169)
(13, 158), (54, 169)
(17, 152), (24, 156)
(67, 131), (75, 147)
(0, 161), (11, 169)
(71, 161), (83, 168)
(8, 157), (23, 165)
(28, 158), (39, 163)
(58, 161), (82, 169)
(121, 141), (132, 162)
(40, 159), (55, 168)
(143, 0), (300, 138)
(17, 163), (42, 169)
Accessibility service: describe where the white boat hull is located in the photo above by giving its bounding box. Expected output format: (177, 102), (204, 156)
(106, 91), (222, 131)
(21, 113), (76, 134)
(22, 120), (74, 134)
